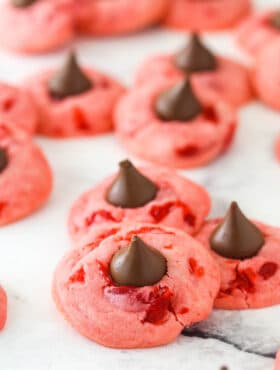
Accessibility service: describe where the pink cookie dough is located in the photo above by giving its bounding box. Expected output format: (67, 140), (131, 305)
(0, 82), (37, 135)
(0, 0), (74, 54)
(164, 0), (251, 31)
(69, 164), (211, 242)
(136, 54), (252, 108)
(0, 286), (7, 330)
(253, 39), (280, 111)
(0, 123), (52, 226)
(236, 10), (280, 57)
(115, 80), (237, 169)
(26, 68), (125, 138)
(196, 219), (280, 310)
(73, 0), (168, 36)
(53, 223), (220, 348)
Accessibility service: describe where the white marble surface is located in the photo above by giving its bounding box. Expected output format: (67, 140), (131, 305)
(0, 0), (280, 369)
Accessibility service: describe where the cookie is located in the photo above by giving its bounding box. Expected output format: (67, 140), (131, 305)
(196, 202), (280, 310)
(136, 34), (252, 108)
(164, 0), (251, 31)
(25, 52), (125, 138)
(0, 82), (37, 135)
(115, 78), (237, 169)
(0, 123), (52, 225)
(69, 160), (211, 242)
(53, 223), (220, 348)
(0, 286), (7, 330)
(73, 0), (168, 36)
(236, 10), (280, 57)
(254, 39), (280, 111)
(0, 0), (74, 54)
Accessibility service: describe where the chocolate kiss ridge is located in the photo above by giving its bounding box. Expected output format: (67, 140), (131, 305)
(106, 160), (158, 208)
(156, 79), (202, 122)
(0, 148), (8, 173)
(270, 11), (280, 29)
(11, 0), (37, 8)
(110, 236), (167, 287)
(48, 52), (92, 99)
(210, 202), (265, 260)
(175, 33), (217, 73)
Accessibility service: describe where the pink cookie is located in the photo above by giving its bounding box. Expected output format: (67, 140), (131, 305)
(74, 0), (168, 36)
(164, 0), (251, 31)
(0, 286), (7, 330)
(26, 68), (125, 138)
(115, 79), (237, 169)
(254, 39), (280, 111)
(136, 54), (252, 108)
(197, 219), (280, 310)
(0, 83), (37, 135)
(53, 223), (220, 348)
(69, 162), (211, 242)
(0, 0), (74, 54)
(236, 10), (280, 57)
(0, 123), (52, 225)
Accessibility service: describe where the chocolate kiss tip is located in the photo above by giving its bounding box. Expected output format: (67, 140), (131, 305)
(48, 51), (92, 99)
(156, 78), (202, 122)
(106, 159), (158, 209)
(0, 148), (8, 173)
(110, 235), (167, 287)
(11, 0), (36, 7)
(175, 33), (217, 73)
(210, 201), (264, 260)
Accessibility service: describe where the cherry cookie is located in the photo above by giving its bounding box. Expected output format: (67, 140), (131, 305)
(0, 0), (74, 54)
(25, 52), (125, 138)
(53, 223), (220, 348)
(0, 286), (7, 330)
(236, 9), (280, 57)
(196, 202), (280, 310)
(115, 78), (237, 168)
(0, 123), (52, 225)
(0, 82), (37, 135)
(73, 0), (168, 36)
(69, 160), (210, 242)
(136, 34), (252, 108)
(253, 39), (280, 111)
(164, 0), (251, 31)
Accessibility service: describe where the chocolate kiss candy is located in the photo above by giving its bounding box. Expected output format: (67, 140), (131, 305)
(175, 33), (217, 73)
(106, 160), (158, 208)
(270, 11), (280, 28)
(48, 52), (92, 99)
(0, 148), (8, 173)
(156, 79), (202, 122)
(11, 0), (37, 7)
(210, 202), (264, 260)
(110, 236), (167, 287)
